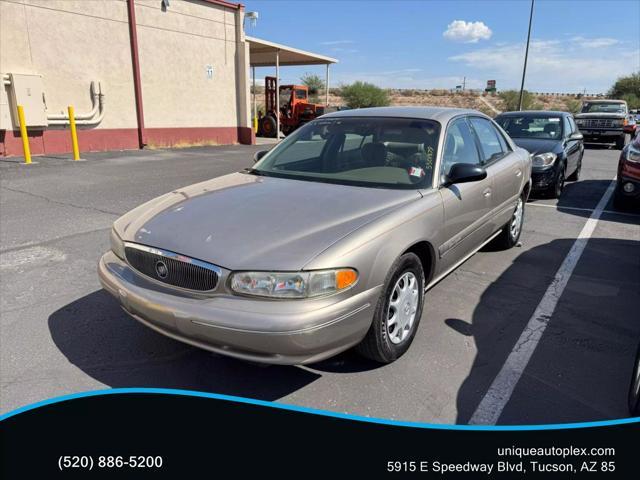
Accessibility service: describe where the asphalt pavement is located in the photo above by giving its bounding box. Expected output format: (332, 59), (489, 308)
(1, 143), (638, 424)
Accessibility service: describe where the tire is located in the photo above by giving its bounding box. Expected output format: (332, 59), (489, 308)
(260, 115), (277, 138)
(548, 165), (565, 199)
(616, 134), (626, 150)
(493, 194), (525, 250)
(567, 155), (582, 181)
(356, 252), (425, 363)
(629, 343), (640, 415)
(613, 189), (629, 211)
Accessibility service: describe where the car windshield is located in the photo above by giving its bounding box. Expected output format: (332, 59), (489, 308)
(581, 102), (626, 114)
(250, 117), (441, 189)
(496, 116), (563, 140)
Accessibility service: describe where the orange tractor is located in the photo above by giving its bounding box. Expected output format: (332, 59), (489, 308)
(258, 76), (327, 137)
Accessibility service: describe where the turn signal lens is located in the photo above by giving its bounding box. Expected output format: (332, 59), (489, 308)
(336, 269), (358, 290)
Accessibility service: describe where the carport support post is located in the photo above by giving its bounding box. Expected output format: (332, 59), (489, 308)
(325, 63), (330, 107)
(275, 49), (280, 139)
(252, 66), (257, 133)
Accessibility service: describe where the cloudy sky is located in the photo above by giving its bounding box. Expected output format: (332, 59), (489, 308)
(244, 0), (639, 94)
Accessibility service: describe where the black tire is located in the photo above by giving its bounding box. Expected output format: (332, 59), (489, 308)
(613, 189), (629, 211)
(260, 115), (277, 138)
(616, 134), (626, 150)
(548, 165), (565, 199)
(629, 343), (640, 415)
(356, 252), (425, 363)
(567, 155), (582, 181)
(493, 193), (525, 250)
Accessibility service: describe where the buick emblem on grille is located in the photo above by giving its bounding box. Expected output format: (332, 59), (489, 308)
(155, 260), (169, 279)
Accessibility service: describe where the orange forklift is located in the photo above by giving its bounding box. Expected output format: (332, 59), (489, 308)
(258, 76), (327, 137)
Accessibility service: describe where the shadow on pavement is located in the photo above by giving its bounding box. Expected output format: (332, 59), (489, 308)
(48, 290), (321, 401)
(454, 238), (640, 425)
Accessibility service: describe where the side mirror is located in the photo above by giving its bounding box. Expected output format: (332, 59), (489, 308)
(446, 163), (487, 185)
(569, 132), (583, 141)
(253, 150), (269, 163)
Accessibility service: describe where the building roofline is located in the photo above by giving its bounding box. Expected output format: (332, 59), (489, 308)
(201, 0), (243, 10)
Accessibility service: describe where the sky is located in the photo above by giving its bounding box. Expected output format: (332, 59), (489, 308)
(243, 0), (640, 94)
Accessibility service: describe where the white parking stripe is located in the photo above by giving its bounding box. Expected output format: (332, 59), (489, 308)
(528, 202), (640, 218)
(468, 179), (618, 425)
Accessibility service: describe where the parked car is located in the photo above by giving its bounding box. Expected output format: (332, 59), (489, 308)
(630, 342), (640, 416)
(614, 133), (640, 210)
(574, 99), (629, 149)
(495, 111), (583, 198)
(99, 107), (531, 365)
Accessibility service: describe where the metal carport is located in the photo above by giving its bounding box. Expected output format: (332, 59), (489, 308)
(246, 36), (338, 138)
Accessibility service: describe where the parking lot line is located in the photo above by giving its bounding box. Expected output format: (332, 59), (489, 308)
(468, 179), (618, 425)
(528, 202), (640, 218)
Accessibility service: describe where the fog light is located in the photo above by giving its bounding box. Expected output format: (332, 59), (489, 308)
(623, 182), (635, 193)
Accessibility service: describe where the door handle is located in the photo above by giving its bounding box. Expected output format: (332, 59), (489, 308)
(482, 187), (492, 198)
(515, 169), (522, 177)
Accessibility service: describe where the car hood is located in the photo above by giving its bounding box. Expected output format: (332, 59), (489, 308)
(509, 138), (562, 156)
(114, 172), (421, 271)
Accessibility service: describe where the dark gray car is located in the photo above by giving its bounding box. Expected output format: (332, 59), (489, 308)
(99, 107), (532, 364)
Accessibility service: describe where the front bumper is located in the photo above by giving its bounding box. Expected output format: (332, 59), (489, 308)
(531, 167), (557, 190)
(579, 129), (624, 143)
(98, 251), (379, 365)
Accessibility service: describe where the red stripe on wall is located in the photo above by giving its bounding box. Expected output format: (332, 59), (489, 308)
(1, 126), (254, 157)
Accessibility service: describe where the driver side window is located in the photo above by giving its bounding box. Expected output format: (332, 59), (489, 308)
(441, 118), (481, 179)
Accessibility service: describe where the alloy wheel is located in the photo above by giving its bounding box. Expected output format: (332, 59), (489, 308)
(510, 197), (524, 240)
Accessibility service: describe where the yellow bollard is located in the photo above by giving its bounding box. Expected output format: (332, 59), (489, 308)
(68, 105), (80, 161)
(253, 116), (258, 134)
(17, 105), (32, 164)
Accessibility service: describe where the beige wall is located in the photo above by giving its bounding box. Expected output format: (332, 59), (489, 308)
(0, 0), (247, 131)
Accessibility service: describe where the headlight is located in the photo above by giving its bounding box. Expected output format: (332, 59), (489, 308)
(627, 144), (640, 163)
(110, 228), (126, 260)
(532, 152), (557, 167)
(575, 119), (585, 125)
(612, 119), (624, 127)
(230, 269), (358, 299)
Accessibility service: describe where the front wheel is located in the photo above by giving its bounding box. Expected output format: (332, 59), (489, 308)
(493, 194), (525, 250)
(356, 253), (425, 363)
(629, 344), (640, 415)
(548, 166), (565, 199)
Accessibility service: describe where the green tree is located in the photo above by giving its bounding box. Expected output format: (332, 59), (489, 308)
(608, 72), (640, 104)
(340, 81), (390, 109)
(300, 73), (325, 94)
(498, 90), (540, 111)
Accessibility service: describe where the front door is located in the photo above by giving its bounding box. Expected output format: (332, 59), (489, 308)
(437, 116), (495, 276)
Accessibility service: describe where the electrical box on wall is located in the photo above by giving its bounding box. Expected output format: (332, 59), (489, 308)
(8, 73), (48, 128)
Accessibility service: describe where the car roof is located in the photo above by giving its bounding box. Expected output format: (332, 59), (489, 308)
(584, 99), (626, 103)
(321, 106), (484, 123)
(496, 110), (568, 117)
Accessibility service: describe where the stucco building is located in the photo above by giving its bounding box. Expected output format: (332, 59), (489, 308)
(0, 0), (335, 156)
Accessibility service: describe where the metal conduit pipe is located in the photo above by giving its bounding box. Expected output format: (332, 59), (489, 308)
(48, 83), (105, 126)
(2, 74), (10, 86)
(47, 81), (101, 120)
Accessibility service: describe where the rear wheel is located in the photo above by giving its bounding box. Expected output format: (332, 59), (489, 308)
(493, 194), (525, 250)
(356, 253), (425, 363)
(567, 155), (582, 181)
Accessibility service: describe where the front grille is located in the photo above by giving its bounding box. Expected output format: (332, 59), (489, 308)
(581, 118), (615, 128)
(125, 245), (219, 291)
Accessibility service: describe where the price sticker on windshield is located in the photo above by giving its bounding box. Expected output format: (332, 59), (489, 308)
(409, 166), (425, 178)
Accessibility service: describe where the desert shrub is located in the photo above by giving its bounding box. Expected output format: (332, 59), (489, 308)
(340, 81), (390, 108)
(499, 90), (541, 111)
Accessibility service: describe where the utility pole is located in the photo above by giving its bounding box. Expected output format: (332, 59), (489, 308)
(462, 76), (466, 91)
(518, 0), (535, 111)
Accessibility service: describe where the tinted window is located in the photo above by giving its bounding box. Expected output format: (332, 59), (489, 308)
(567, 116), (577, 134)
(253, 117), (441, 189)
(469, 117), (505, 162)
(563, 116), (573, 137)
(295, 89), (307, 99)
(441, 118), (481, 177)
(496, 115), (563, 140)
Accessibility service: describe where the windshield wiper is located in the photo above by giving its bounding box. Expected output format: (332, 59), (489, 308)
(243, 167), (269, 176)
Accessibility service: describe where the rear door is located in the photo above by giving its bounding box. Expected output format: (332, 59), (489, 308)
(436, 116), (495, 276)
(469, 116), (522, 230)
